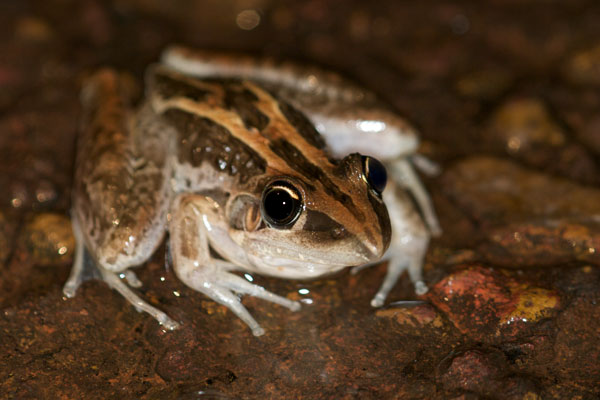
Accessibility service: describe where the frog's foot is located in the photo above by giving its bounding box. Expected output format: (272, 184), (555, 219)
(169, 193), (300, 336)
(179, 268), (301, 336)
(370, 253), (429, 308)
(390, 158), (442, 237)
(99, 267), (180, 330)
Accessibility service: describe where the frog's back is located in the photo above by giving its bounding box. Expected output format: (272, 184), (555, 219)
(148, 65), (330, 194)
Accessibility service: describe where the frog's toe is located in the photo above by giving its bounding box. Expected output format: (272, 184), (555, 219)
(158, 314), (181, 331)
(252, 326), (266, 337)
(218, 271), (301, 311)
(123, 269), (143, 288)
(415, 280), (429, 295)
(370, 294), (386, 308)
(97, 268), (180, 330)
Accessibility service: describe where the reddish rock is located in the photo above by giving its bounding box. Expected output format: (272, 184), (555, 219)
(440, 350), (505, 393)
(428, 265), (560, 341)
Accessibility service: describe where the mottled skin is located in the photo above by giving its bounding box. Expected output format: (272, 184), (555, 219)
(65, 47), (436, 335)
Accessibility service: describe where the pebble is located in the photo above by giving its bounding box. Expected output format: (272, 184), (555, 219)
(487, 98), (566, 155)
(563, 43), (600, 86)
(22, 213), (74, 266)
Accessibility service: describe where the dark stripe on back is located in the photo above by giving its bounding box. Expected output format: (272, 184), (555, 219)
(163, 108), (267, 184)
(268, 138), (363, 220)
(277, 100), (326, 150)
(152, 70), (211, 102)
(224, 85), (270, 131)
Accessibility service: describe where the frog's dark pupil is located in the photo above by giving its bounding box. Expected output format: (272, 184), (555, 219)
(262, 181), (302, 227)
(362, 156), (387, 194)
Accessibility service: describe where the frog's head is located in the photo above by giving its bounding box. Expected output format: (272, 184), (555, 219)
(227, 153), (391, 279)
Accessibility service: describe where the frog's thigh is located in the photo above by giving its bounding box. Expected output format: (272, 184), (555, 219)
(169, 193), (300, 336)
(371, 183), (430, 306)
(63, 213), (180, 330)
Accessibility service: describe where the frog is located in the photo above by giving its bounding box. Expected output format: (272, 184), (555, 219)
(63, 46), (439, 336)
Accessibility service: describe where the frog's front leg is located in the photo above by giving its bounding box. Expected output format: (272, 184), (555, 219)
(389, 158), (442, 237)
(169, 194), (301, 336)
(354, 181), (430, 305)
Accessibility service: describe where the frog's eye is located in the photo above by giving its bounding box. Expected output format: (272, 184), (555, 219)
(362, 156), (387, 195)
(261, 181), (303, 228)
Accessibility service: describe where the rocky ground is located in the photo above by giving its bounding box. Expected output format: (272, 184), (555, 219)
(1, 0), (600, 398)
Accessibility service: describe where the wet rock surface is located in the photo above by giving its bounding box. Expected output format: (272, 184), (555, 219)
(1, 0), (600, 398)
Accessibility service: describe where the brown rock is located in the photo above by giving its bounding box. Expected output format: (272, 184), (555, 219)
(482, 219), (600, 267)
(375, 302), (445, 329)
(563, 43), (600, 86)
(455, 68), (513, 100)
(442, 157), (600, 266)
(552, 294), (600, 387)
(487, 98), (566, 154)
(439, 349), (541, 399)
(485, 99), (598, 183)
(0, 211), (13, 266)
(443, 156), (600, 223)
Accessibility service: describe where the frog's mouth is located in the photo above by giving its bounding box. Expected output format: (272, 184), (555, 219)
(241, 237), (375, 279)
(246, 253), (350, 279)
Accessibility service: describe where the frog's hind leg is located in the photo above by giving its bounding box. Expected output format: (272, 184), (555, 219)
(66, 69), (178, 330)
(63, 214), (179, 330)
(169, 194), (301, 336)
(390, 158), (442, 237)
